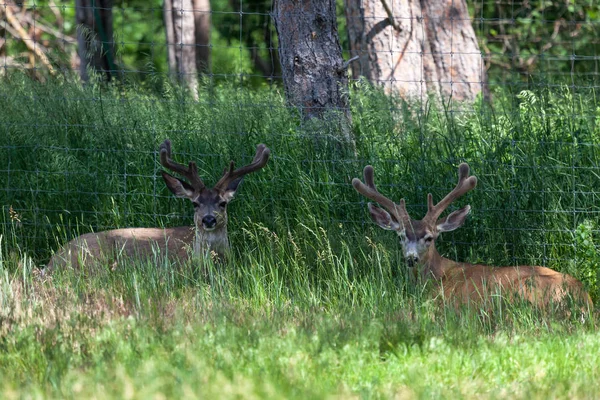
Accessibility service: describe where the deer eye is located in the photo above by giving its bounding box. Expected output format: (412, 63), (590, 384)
(424, 236), (433, 243)
(192, 201), (201, 208)
(219, 201), (227, 208)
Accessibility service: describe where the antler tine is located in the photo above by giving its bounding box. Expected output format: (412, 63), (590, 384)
(252, 144), (267, 163)
(159, 139), (205, 191)
(214, 144), (271, 189)
(352, 165), (409, 223)
(426, 163), (477, 221)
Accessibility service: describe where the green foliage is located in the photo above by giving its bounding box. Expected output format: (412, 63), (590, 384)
(473, 0), (600, 80)
(573, 220), (600, 301)
(113, 0), (167, 74)
(4, 0), (600, 86)
(0, 76), (599, 398)
(212, 0), (279, 81)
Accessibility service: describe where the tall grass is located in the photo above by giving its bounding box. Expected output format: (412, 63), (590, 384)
(1, 76), (598, 287)
(0, 75), (599, 397)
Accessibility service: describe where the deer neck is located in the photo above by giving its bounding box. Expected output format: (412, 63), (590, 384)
(194, 225), (229, 259)
(418, 243), (457, 281)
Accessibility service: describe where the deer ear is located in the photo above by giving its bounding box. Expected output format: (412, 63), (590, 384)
(162, 171), (195, 199)
(437, 205), (471, 232)
(222, 177), (243, 201)
(368, 203), (401, 231)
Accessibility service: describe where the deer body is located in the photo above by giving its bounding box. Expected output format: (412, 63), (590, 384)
(46, 140), (270, 273)
(353, 164), (592, 309)
(46, 227), (194, 271)
(418, 243), (590, 307)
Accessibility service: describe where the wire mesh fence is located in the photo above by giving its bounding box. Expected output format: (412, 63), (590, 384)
(0, 0), (599, 276)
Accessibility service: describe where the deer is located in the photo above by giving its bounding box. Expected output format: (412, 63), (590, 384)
(352, 163), (592, 310)
(45, 140), (270, 274)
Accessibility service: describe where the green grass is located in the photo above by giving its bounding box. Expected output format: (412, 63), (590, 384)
(0, 253), (598, 399)
(0, 75), (599, 398)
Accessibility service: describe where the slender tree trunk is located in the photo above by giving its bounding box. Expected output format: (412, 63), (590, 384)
(193, 0), (211, 73)
(164, 0), (199, 99)
(164, 0), (177, 75)
(273, 0), (350, 122)
(76, 0), (116, 81)
(345, 0), (486, 102)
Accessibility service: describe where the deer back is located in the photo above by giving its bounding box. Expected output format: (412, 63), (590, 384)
(436, 261), (592, 309)
(46, 227), (195, 273)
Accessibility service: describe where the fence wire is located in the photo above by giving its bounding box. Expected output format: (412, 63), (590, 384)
(0, 0), (599, 271)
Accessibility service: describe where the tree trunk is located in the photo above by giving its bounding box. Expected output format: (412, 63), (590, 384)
(193, 0), (211, 73)
(164, 0), (177, 75)
(273, 0), (350, 122)
(76, 0), (116, 81)
(164, 0), (199, 99)
(345, 0), (486, 102)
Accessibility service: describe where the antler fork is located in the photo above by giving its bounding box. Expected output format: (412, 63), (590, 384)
(352, 165), (411, 225)
(159, 140), (205, 191)
(423, 163), (477, 223)
(214, 144), (271, 190)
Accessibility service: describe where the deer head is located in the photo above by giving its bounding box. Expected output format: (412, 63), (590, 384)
(159, 140), (270, 234)
(352, 163), (477, 267)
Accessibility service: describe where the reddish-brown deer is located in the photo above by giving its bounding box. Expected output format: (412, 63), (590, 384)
(45, 140), (270, 273)
(352, 163), (592, 309)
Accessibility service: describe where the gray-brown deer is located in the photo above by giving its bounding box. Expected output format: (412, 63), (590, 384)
(352, 163), (592, 309)
(45, 140), (270, 273)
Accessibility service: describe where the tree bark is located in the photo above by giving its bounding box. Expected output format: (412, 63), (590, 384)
(345, 0), (486, 102)
(164, 0), (199, 99)
(193, 0), (211, 73)
(76, 0), (116, 81)
(273, 0), (350, 122)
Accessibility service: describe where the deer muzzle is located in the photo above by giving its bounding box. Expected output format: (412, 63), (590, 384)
(202, 215), (217, 230)
(405, 255), (418, 268)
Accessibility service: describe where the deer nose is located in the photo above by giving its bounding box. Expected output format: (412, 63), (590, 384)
(202, 215), (217, 228)
(406, 255), (418, 268)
